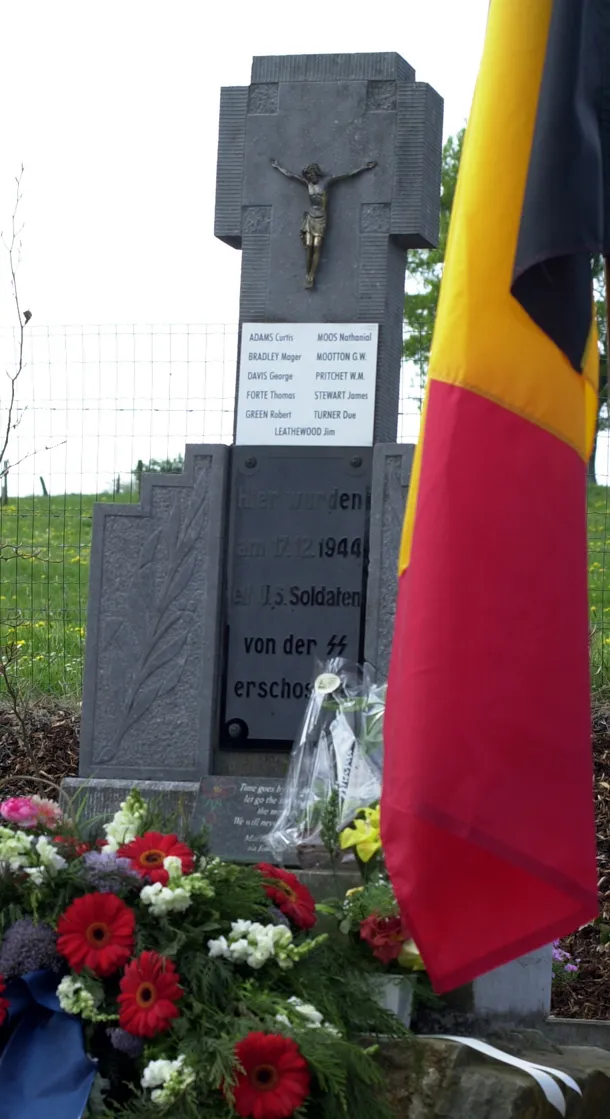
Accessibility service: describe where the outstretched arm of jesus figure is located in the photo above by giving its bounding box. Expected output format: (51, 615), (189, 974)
(270, 160), (306, 183)
(329, 161), (377, 184)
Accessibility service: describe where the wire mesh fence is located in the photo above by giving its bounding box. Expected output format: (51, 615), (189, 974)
(0, 322), (607, 697)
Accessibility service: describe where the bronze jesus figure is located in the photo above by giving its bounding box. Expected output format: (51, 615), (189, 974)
(270, 158), (377, 289)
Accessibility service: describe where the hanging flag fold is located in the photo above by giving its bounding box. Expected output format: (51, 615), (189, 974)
(382, 0), (602, 994)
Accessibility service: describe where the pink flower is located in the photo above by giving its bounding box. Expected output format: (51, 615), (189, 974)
(0, 795), (62, 829)
(0, 797), (39, 828)
(30, 797), (62, 827)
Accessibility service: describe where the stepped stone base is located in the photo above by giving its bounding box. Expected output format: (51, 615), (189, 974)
(383, 1036), (610, 1118)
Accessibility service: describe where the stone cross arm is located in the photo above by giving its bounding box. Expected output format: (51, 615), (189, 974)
(214, 53), (443, 252)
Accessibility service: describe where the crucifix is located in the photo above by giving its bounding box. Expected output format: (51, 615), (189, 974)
(270, 158), (377, 289)
(214, 53), (443, 443)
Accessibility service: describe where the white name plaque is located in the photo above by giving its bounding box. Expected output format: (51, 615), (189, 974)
(235, 322), (379, 446)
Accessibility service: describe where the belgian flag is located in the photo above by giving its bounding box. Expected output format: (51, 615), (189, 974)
(382, 0), (601, 993)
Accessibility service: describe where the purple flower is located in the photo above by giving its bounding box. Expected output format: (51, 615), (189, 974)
(565, 963), (579, 974)
(552, 944), (569, 963)
(106, 1027), (144, 1058)
(0, 918), (60, 979)
(83, 849), (139, 893)
(268, 905), (290, 928)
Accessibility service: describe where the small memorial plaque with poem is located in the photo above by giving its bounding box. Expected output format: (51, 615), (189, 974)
(193, 777), (292, 864)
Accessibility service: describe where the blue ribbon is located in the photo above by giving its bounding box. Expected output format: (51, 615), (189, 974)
(0, 970), (96, 1119)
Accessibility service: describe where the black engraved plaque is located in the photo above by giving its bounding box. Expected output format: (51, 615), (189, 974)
(223, 446), (372, 746)
(193, 777), (293, 864)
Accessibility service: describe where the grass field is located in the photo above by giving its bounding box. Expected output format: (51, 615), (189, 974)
(587, 485), (610, 685)
(1, 486), (610, 699)
(0, 492), (134, 698)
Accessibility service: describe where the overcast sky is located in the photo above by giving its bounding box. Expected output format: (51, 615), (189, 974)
(0, 1), (503, 494)
(0, 0), (489, 329)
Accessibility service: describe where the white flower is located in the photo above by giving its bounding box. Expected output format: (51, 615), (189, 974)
(276, 996), (341, 1036)
(182, 872), (214, 900)
(164, 887), (191, 912)
(232, 919), (252, 938)
(57, 975), (97, 1018)
(271, 926), (293, 949)
(163, 855), (183, 882)
(140, 882), (192, 917)
(139, 866), (213, 919)
(142, 1055), (195, 1106)
(12, 835), (68, 886)
(207, 919), (305, 970)
(207, 935), (228, 958)
(23, 867), (44, 885)
(141, 1059), (176, 1090)
(229, 938), (251, 963)
(104, 790), (147, 849)
(247, 947), (270, 970)
(0, 827), (35, 873)
(0, 825), (33, 847)
(140, 882), (163, 904)
(288, 997), (324, 1027)
(35, 836), (67, 873)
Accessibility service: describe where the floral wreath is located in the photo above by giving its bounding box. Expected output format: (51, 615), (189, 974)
(0, 791), (405, 1118)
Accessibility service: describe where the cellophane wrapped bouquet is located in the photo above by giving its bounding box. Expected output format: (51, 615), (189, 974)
(265, 659), (385, 869)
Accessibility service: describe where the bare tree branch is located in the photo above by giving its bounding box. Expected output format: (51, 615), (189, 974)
(0, 439), (67, 480)
(0, 642), (30, 756)
(0, 166), (29, 468)
(0, 168), (38, 752)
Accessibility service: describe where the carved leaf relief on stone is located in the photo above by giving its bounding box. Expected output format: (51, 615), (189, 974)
(97, 477), (208, 765)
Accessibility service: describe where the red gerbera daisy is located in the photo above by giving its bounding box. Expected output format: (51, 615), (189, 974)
(118, 951), (182, 1038)
(118, 831), (194, 884)
(0, 976), (9, 1026)
(257, 864), (316, 930)
(57, 892), (135, 977)
(228, 1032), (310, 1119)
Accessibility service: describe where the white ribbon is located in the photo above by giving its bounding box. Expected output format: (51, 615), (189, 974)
(422, 1035), (581, 1116)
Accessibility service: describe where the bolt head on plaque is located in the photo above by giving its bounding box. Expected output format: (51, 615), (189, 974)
(226, 719), (248, 742)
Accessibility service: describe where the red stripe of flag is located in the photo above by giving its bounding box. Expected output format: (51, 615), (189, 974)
(382, 379), (597, 992)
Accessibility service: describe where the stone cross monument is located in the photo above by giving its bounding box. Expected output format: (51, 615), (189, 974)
(66, 46), (443, 859)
